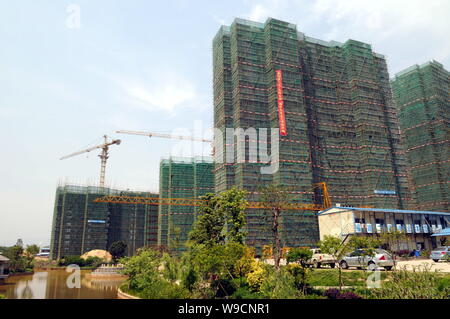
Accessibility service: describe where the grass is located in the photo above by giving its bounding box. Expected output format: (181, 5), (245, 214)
(309, 269), (389, 287)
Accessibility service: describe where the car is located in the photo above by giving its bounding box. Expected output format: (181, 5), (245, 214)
(339, 249), (394, 271)
(430, 246), (450, 262)
(306, 248), (336, 268)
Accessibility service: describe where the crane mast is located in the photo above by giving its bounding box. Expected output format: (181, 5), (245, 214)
(60, 135), (121, 188)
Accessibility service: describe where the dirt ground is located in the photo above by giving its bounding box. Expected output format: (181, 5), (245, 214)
(396, 259), (450, 273)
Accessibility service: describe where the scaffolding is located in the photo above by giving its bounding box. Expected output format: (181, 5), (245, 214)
(157, 156), (215, 253)
(213, 18), (412, 253)
(49, 184), (158, 260)
(392, 61), (450, 212)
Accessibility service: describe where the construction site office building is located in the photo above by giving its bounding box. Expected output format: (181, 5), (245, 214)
(157, 156), (214, 253)
(392, 61), (450, 212)
(49, 184), (158, 260)
(213, 18), (411, 252)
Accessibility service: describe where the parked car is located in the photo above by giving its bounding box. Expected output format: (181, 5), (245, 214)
(339, 249), (394, 271)
(306, 248), (336, 268)
(430, 246), (450, 262)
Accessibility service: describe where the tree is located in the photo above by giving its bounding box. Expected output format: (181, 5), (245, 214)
(218, 188), (248, 244)
(286, 248), (314, 293)
(3, 245), (31, 273)
(189, 193), (225, 246)
(26, 244), (40, 257)
(15, 239), (24, 248)
(318, 235), (352, 290)
(109, 241), (127, 262)
(189, 188), (248, 246)
(259, 184), (292, 271)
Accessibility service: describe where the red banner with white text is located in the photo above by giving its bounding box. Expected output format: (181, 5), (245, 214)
(275, 69), (287, 136)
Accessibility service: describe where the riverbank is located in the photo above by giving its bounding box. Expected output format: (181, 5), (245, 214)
(117, 287), (140, 299)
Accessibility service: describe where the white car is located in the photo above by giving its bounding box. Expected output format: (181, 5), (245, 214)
(339, 249), (394, 271)
(430, 247), (450, 262)
(306, 248), (336, 268)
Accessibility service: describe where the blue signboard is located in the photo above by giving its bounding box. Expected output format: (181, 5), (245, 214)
(355, 223), (362, 233)
(88, 219), (106, 224)
(374, 190), (396, 195)
(367, 223), (373, 233)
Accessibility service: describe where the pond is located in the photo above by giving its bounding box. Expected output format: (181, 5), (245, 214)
(0, 270), (126, 299)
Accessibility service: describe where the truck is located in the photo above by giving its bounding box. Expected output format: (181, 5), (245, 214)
(306, 248), (336, 268)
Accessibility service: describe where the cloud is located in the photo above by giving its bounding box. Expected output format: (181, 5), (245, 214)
(99, 70), (200, 115)
(126, 82), (197, 113)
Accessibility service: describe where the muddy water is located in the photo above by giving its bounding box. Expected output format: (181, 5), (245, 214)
(0, 270), (126, 299)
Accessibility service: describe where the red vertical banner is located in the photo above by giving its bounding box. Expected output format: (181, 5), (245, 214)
(275, 69), (287, 136)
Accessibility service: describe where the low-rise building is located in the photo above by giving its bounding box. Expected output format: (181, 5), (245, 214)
(0, 255), (10, 280)
(318, 207), (450, 251)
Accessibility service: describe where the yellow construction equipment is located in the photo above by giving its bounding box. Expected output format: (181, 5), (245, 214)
(94, 182), (332, 211)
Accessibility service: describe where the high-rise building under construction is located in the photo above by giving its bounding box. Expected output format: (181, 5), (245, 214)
(392, 61), (449, 212)
(213, 18), (411, 251)
(157, 157), (214, 253)
(50, 184), (158, 260)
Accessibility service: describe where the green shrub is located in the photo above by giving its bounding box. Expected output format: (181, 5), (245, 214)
(121, 248), (189, 299)
(371, 266), (450, 299)
(259, 268), (299, 299)
(84, 256), (103, 268)
(232, 286), (261, 299)
(58, 256), (85, 267)
(286, 263), (312, 292)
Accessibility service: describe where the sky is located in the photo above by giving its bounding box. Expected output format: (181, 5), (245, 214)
(0, 0), (449, 247)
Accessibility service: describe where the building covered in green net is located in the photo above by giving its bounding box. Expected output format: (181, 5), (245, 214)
(157, 157), (214, 253)
(213, 18), (412, 253)
(50, 184), (158, 260)
(392, 61), (449, 212)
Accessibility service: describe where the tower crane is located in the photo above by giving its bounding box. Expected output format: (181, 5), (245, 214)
(116, 130), (212, 143)
(60, 135), (121, 188)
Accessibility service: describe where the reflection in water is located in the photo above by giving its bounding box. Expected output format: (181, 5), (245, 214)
(0, 270), (125, 299)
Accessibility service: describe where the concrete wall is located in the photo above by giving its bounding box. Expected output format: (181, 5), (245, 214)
(318, 211), (355, 240)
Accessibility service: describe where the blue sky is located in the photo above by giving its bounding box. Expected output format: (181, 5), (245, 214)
(1, 0), (449, 246)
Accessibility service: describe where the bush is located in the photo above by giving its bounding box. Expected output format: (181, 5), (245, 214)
(371, 266), (450, 299)
(84, 256), (103, 268)
(232, 286), (261, 299)
(323, 288), (362, 299)
(212, 279), (236, 298)
(246, 261), (267, 291)
(259, 268), (299, 299)
(323, 288), (340, 299)
(58, 256), (85, 267)
(121, 248), (189, 299)
(286, 263), (312, 292)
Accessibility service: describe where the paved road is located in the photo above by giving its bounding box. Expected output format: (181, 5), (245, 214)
(396, 259), (450, 273)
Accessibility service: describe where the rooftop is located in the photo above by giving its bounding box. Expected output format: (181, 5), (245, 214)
(319, 206), (450, 216)
(431, 228), (450, 237)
